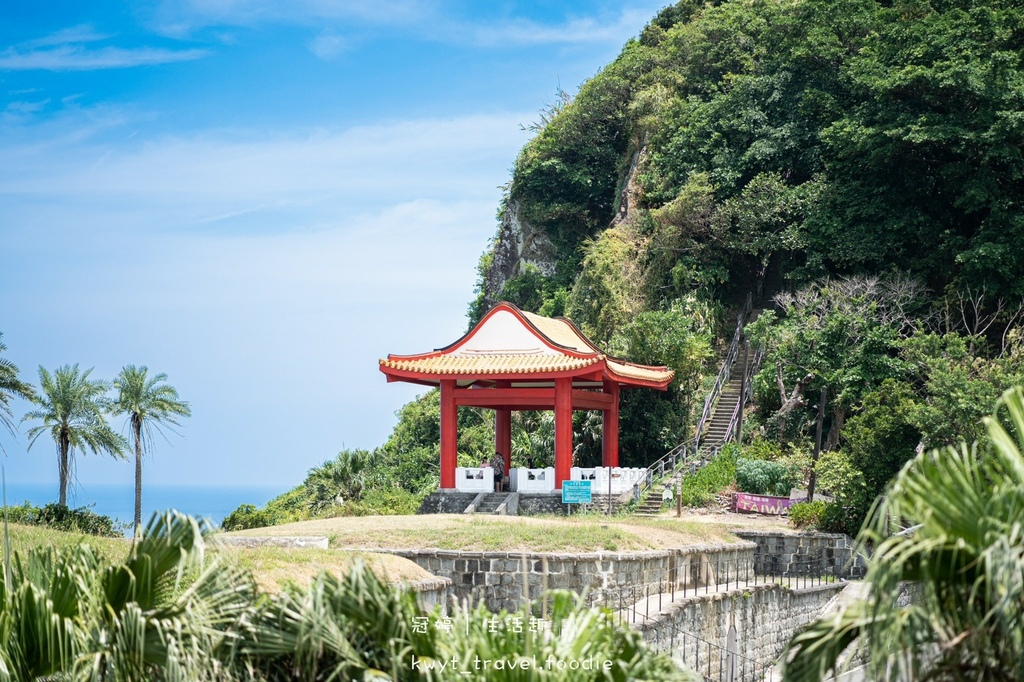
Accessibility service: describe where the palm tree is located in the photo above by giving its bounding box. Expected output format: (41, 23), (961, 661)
(0, 332), (34, 441)
(782, 386), (1024, 681)
(23, 364), (125, 506)
(113, 365), (191, 536)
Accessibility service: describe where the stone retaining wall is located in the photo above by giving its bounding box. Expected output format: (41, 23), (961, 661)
(734, 531), (867, 579)
(417, 492), (479, 514)
(637, 582), (845, 678)
(380, 542), (756, 613)
(217, 536), (329, 549)
(406, 577), (452, 613)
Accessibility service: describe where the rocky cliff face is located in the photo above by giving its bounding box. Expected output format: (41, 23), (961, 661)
(480, 198), (558, 310)
(479, 145), (647, 312)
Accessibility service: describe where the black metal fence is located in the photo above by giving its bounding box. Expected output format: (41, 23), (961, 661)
(572, 550), (844, 681)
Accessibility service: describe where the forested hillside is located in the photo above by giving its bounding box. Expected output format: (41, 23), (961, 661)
(227, 0), (1024, 527)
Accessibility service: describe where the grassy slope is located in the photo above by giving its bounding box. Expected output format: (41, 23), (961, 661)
(4, 523), (430, 594)
(6, 512), (776, 594)
(225, 513), (745, 552)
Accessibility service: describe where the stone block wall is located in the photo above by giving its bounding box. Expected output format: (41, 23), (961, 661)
(637, 582), (845, 678)
(734, 531), (867, 579)
(381, 542), (756, 613)
(517, 494), (568, 515)
(417, 492), (478, 514)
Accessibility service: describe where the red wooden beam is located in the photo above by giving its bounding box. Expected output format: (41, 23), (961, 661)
(380, 364), (606, 385)
(453, 387), (614, 411)
(455, 387), (555, 408)
(571, 389), (614, 411)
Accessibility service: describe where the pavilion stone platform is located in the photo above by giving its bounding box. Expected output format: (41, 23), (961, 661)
(417, 465), (650, 516)
(380, 302), (675, 495)
(417, 491), (608, 516)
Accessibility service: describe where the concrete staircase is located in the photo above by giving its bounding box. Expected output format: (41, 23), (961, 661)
(472, 492), (512, 514)
(699, 308), (762, 456)
(699, 353), (749, 452)
(589, 494), (631, 515)
(634, 491), (669, 517)
(629, 307), (763, 519)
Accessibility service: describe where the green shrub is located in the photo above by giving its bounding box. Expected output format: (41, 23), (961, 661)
(680, 444), (738, 506)
(357, 487), (425, 516)
(4, 502), (122, 537)
(42, 503), (122, 537)
(3, 502), (38, 525)
(744, 437), (783, 461)
(736, 458), (796, 496)
(789, 501), (827, 529)
(818, 501), (858, 535)
(221, 504), (282, 531)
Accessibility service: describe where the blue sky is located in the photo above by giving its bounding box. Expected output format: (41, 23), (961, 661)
(0, 0), (666, 496)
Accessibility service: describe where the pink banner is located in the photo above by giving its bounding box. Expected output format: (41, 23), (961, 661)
(734, 492), (805, 515)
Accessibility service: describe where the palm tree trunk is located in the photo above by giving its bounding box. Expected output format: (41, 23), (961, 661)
(58, 430), (70, 507)
(134, 417), (143, 537)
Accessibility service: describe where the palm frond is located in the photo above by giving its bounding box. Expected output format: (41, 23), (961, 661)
(782, 386), (1024, 681)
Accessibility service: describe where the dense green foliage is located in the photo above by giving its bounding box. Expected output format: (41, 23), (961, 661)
(787, 500), (826, 530)
(783, 387), (1024, 681)
(4, 501), (123, 537)
(459, 0), (1024, 508)
(735, 458), (796, 497)
(0, 511), (693, 681)
(485, 0), (1024, 307)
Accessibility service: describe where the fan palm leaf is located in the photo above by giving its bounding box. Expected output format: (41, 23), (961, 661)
(782, 386), (1024, 681)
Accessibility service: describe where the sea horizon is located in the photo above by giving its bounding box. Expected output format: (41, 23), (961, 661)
(2, 481), (284, 534)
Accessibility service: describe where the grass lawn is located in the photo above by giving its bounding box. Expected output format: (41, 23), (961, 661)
(3, 522), (431, 594)
(5, 511), (766, 594)
(224, 513), (742, 552)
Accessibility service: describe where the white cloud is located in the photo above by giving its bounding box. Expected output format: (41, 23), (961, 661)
(0, 44), (210, 71)
(5, 98), (50, 115)
(460, 8), (656, 47)
(308, 30), (348, 59)
(0, 24), (211, 71)
(0, 114), (530, 217)
(146, 0), (658, 49)
(23, 25), (110, 49)
(149, 0), (431, 36)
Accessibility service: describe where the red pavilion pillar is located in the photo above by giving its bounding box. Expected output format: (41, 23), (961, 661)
(440, 379), (458, 489)
(602, 381), (620, 467)
(495, 408), (512, 474)
(554, 377), (573, 489)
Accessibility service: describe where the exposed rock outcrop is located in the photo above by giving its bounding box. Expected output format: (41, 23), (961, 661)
(480, 198), (558, 310)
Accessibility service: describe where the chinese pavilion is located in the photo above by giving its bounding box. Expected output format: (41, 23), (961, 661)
(379, 302), (674, 490)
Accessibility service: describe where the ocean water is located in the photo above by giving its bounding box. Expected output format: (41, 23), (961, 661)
(3, 482), (283, 533)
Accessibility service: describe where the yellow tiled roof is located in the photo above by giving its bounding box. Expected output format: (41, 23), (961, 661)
(606, 359), (675, 384)
(380, 354), (601, 376)
(520, 310), (598, 354)
(380, 302), (675, 388)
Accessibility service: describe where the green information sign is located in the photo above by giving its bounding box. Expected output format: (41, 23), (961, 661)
(562, 480), (592, 504)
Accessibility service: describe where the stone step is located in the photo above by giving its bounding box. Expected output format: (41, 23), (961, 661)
(473, 493), (512, 514)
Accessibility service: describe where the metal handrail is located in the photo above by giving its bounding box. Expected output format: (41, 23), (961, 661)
(717, 344), (765, 446)
(631, 295), (756, 506)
